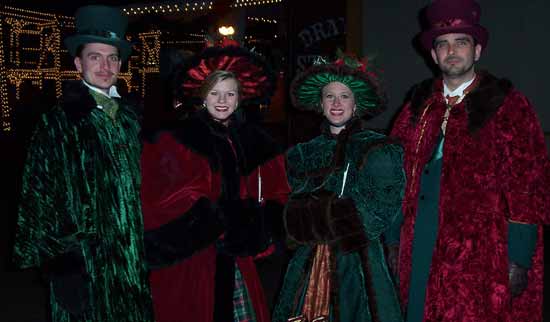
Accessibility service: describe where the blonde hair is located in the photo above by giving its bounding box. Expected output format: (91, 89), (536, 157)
(199, 70), (242, 102)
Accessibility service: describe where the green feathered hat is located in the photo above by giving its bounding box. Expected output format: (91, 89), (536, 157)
(64, 5), (132, 61)
(290, 51), (386, 117)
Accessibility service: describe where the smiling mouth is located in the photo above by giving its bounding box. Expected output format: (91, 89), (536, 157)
(215, 106), (229, 112)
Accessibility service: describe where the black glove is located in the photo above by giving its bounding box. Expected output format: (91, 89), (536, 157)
(509, 262), (529, 297)
(43, 249), (91, 318)
(218, 198), (270, 257)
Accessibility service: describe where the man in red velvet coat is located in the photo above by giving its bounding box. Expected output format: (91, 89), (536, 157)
(390, 1), (550, 321)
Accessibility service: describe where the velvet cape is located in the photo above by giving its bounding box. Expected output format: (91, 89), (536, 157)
(272, 120), (405, 322)
(13, 81), (154, 322)
(140, 109), (290, 322)
(390, 71), (550, 322)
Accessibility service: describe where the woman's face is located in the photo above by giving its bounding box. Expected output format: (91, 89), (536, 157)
(321, 81), (356, 134)
(204, 77), (239, 125)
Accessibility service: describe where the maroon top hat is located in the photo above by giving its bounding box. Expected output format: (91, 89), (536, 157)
(419, 0), (489, 51)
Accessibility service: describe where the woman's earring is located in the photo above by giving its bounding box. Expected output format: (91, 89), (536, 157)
(202, 101), (207, 108)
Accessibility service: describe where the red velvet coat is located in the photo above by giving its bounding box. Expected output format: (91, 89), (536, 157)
(391, 72), (549, 322)
(141, 111), (290, 322)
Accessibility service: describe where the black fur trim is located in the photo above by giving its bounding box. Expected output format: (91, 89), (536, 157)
(409, 71), (513, 132)
(217, 198), (269, 257)
(61, 81), (97, 122)
(60, 80), (143, 124)
(141, 109), (282, 175)
(465, 72), (513, 132)
(263, 200), (286, 242)
(213, 252), (235, 322)
(144, 197), (224, 269)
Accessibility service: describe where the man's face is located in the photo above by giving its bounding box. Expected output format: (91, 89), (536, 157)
(431, 33), (482, 79)
(74, 43), (121, 93)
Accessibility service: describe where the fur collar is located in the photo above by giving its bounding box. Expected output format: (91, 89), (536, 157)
(142, 109), (282, 175)
(409, 71), (513, 132)
(60, 80), (142, 123)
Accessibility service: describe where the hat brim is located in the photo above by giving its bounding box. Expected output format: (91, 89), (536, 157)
(179, 45), (276, 107)
(420, 25), (488, 52)
(65, 35), (132, 61)
(290, 64), (385, 118)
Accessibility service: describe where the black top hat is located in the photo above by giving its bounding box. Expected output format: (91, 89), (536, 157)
(64, 5), (132, 60)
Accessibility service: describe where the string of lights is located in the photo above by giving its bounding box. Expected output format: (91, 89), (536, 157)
(0, 7), (162, 133)
(0, 2), (283, 133)
(122, 2), (213, 16)
(247, 16), (278, 24)
(232, 0), (283, 8)
(121, 0), (283, 16)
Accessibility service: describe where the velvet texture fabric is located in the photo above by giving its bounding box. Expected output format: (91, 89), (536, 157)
(13, 81), (153, 322)
(273, 120), (405, 322)
(141, 109), (290, 322)
(391, 71), (550, 322)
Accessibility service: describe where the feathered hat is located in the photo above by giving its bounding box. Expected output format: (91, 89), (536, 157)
(178, 38), (276, 107)
(291, 50), (386, 118)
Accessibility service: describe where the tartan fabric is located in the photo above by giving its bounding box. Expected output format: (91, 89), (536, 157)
(233, 264), (257, 322)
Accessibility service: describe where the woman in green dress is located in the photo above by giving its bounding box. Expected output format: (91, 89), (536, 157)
(272, 56), (405, 322)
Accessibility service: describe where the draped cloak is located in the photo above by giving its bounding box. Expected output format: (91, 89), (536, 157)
(391, 72), (550, 322)
(141, 110), (290, 322)
(13, 81), (153, 322)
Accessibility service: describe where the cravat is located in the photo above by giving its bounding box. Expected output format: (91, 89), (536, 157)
(445, 95), (460, 106)
(90, 90), (119, 120)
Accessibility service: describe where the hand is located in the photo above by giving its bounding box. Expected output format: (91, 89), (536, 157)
(509, 262), (529, 298)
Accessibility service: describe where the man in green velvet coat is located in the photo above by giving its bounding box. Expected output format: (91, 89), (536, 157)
(13, 5), (153, 322)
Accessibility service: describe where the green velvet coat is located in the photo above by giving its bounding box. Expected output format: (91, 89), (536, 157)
(273, 120), (405, 322)
(13, 81), (153, 322)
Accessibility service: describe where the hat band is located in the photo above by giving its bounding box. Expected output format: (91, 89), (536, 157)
(432, 18), (473, 29)
(77, 29), (122, 41)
